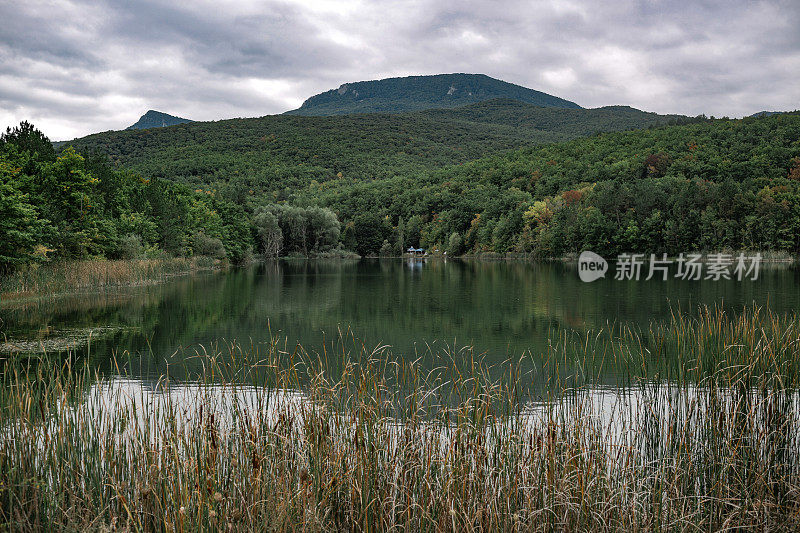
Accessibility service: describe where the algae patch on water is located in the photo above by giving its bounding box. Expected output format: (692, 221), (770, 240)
(0, 326), (136, 354)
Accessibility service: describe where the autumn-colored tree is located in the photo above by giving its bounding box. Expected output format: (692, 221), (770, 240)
(644, 152), (671, 178)
(562, 189), (583, 206)
(788, 157), (800, 181)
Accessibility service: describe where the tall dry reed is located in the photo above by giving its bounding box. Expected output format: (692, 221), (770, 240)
(0, 257), (219, 300)
(1, 306), (799, 531)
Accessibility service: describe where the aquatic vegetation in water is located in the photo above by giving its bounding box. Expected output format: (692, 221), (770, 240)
(0, 325), (136, 354)
(1, 306), (800, 531)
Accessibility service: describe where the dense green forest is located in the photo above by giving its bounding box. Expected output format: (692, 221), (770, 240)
(286, 73), (581, 115)
(0, 122), (250, 270)
(2, 108), (799, 270)
(0, 121), (349, 271)
(294, 112), (800, 257)
(64, 100), (688, 194)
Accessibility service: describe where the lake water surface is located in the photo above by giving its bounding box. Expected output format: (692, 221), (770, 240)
(2, 259), (799, 381)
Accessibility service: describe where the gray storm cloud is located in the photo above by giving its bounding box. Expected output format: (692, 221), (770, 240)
(1, 0), (798, 140)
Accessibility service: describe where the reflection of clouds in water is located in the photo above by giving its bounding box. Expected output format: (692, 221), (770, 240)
(92, 378), (308, 431)
(42, 378), (796, 453)
(5, 370), (796, 503)
(522, 382), (800, 454)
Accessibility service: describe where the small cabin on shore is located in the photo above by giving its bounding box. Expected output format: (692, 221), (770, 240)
(406, 247), (425, 256)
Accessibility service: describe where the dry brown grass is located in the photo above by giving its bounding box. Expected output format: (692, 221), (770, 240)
(2, 307), (800, 531)
(0, 257), (219, 300)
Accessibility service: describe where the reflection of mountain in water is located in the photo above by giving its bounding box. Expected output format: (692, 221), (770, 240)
(2, 260), (798, 381)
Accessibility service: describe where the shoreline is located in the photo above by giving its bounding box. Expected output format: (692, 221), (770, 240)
(2, 251), (796, 304)
(0, 257), (224, 305)
(385, 251), (799, 263)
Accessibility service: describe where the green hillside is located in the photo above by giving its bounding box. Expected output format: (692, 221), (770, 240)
(423, 99), (686, 136)
(64, 100), (687, 198)
(286, 73), (581, 115)
(291, 113), (800, 256)
(4, 108), (797, 269)
(61, 109), (800, 259)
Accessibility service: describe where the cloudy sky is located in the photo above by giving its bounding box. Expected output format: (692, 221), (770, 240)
(1, 0), (798, 140)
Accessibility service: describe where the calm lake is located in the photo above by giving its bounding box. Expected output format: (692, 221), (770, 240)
(2, 258), (799, 382)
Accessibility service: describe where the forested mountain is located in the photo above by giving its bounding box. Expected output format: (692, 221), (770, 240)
(3, 107), (798, 269)
(424, 99), (686, 136)
(291, 112), (800, 257)
(64, 100), (688, 196)
(286, 73), (581, 115)
(748, 111), (789, 118)
(126, 110), (193, 130)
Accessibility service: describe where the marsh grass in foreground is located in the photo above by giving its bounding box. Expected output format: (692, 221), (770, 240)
(2, 307), (800, 531)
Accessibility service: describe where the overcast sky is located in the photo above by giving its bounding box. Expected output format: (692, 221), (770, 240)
(1, 0), (798, 140)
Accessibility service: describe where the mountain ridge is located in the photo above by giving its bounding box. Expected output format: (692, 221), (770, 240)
(286, 73), (581, 116)
(126, 110), (193, 130)
(63, 99), (691, 195)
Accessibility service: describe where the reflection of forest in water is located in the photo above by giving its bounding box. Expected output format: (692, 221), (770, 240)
(1, 259), (799, 378)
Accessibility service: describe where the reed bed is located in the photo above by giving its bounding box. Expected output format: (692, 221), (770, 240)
(2, 306), (800, 531)
(0, 257), (220, 300)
